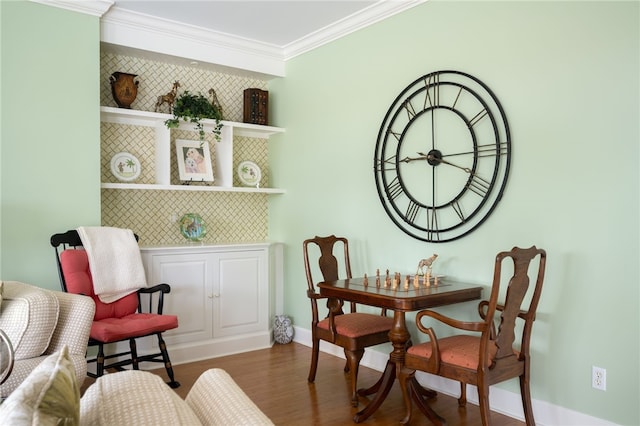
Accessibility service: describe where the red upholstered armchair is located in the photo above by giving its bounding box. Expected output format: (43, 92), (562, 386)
(51, 229), (180, 388)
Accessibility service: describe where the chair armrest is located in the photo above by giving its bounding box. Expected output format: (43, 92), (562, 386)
(416, 309), (487, 333)
(138, 283), (171, 294)
(137, 283), (171, 314)
(306, 289), (326, 300)
(45, 290), (94, 356)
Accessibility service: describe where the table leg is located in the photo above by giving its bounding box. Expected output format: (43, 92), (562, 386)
(403, 375), (446, 425)
(353, 310), (410, 423)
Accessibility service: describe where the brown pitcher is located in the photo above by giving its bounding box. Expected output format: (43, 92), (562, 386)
(110, 72), (139, 109)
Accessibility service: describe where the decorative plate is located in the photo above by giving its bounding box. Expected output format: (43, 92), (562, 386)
(110, 152), (141, 182)
(179, 213), (207, 241)
(237, 161), (261, 187)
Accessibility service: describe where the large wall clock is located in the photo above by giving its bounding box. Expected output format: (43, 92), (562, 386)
(374, 70), (511, 243)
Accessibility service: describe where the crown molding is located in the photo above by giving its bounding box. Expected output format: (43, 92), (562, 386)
(31, 0), (114, 17)
(100, 6), (286, 77)
(31, 0), (426, 78)
(283, 0), (426, 60)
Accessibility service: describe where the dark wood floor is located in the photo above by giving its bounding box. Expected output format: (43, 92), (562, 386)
(81, 342), (524, 425)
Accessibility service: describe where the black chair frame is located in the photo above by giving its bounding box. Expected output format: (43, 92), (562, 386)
(51, 229), (180, 388)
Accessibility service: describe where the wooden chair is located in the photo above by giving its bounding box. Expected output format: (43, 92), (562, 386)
(304, 235), (393, 406)
(399, 246), (546, 426)
(50, 229), (180, 388)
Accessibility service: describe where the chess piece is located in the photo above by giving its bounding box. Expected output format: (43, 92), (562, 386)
(404, 275), (409, 289)
(363, 274), (368, 286)
(416, 254), (439, 276)
(413, 274), (419, 288)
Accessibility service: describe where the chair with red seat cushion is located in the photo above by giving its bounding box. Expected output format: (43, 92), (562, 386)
(399, 246), (546, 426)
(304, 235), (393, 406)
(50, 229), (180, 388)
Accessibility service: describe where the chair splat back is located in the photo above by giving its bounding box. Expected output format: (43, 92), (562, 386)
(492, 247), (546, 361)
(316, 235), (351, 282)
(303, 235), (393, 407)
(400, 246), (546, 426)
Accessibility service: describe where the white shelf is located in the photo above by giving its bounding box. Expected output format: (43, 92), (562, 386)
(101, 182), (285, 194)
(100, 106), (285, 194)
(100, 106), (285, 136)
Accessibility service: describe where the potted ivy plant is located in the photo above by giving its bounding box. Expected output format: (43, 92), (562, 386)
(164, 91), (223, 143)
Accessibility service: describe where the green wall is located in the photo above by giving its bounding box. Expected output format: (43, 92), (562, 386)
(269, 1), (639, 424)
(0, 1), (638, 424)
(0, 1), (101, 289)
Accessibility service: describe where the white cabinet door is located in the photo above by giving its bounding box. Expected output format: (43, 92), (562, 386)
(213, 249), (268, 337)
(145, 252), (213, 345)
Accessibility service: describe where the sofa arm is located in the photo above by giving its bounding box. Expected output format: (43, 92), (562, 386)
(45, 290), (94, 357)
(80, 370), (201, 425)
(186, 368), (273, 425)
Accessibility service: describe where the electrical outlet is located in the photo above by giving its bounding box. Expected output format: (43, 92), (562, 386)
(592, 366), (606, 391)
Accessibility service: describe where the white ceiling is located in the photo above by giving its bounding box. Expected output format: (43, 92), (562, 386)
(113, 0), (393, 47)
(34, 0), (423, 76)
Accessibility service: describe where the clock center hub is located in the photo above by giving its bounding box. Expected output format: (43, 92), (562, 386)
(426, 149), (442, 166)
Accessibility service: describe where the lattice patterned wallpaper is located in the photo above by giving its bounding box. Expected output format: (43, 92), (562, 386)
(100, 52), (272, 245)
(101, 52), (267, 121)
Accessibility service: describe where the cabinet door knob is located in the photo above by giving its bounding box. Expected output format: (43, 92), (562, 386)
(213, 293), (220, 298)
(208, 294), (214, 299)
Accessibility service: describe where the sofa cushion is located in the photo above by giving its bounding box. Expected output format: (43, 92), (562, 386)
(0, 281), (59, 359)
(186, 368), (274, 425)
(0, 346), (80, 426)
(80, 370), (201, 425)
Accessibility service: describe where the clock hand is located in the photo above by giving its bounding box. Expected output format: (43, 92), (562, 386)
(425, 154), (473, 174)
(399, 154), (429, 163)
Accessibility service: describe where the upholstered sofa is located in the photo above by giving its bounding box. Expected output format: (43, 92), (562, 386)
(0, 346), (274, 425)
(0, 280), (94, 398)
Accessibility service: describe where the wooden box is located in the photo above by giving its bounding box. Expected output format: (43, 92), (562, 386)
(243, 88), (268, 125)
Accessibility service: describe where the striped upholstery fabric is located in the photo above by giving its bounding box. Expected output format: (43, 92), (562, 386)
(0, 282), (94, 398)
(81, 370), (201, 425)
(186, 368), (274, 425)
(0, 346), (80, 425)
(0, 281), (59, 359)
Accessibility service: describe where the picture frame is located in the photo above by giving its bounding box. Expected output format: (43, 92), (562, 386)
(176, 139), (214, 182)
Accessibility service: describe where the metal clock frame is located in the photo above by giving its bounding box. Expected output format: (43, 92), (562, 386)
(373, 70), (511, 243)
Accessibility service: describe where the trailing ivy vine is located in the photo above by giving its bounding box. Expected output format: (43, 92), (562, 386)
(165, 91), (223, 144)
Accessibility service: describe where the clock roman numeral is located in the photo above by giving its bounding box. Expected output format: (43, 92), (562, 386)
(386, 128), (402, 142)
(451, 200), (465, 222)
(403, 99), (417, 120)
(468, 109), (488, 128)
(375, 155), (397, 172)
(405, 200), (421, 223)
(444, 142), (509, 159)
(478, 142), (508, 157)
(387, 177), (404, 200)
(426, 207), (439, 240)
(467, 172), (490, 197)
(424, 74), (440, 107)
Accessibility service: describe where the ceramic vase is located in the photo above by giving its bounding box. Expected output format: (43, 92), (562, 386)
(110, 72), (139, 109)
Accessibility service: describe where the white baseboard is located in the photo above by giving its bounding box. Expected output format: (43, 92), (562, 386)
(292, 326), (617, 426)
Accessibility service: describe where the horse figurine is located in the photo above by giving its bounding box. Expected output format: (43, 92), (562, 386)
(209, 88), (223, 118)
(155, 81), (180, 113)
(416, 254), (438, 276)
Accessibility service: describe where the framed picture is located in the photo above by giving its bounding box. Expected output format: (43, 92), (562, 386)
(176, 139), (214, 182)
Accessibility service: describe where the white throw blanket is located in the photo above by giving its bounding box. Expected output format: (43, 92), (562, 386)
(77, 226), (147, 303)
